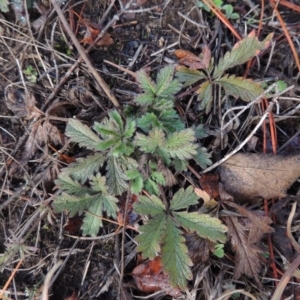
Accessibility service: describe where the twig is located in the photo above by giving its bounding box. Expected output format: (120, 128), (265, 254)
(287, 202), (300, 254)
(49, 0), (120, 107)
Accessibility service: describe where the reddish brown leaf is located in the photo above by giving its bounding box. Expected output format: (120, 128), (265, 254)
(199, 173), (220, 199)
(79, 19), (113, 46)
(132, 257), (182, 297)
(218, 153), (300, 203)
(174, 45), (211, 70)
(225, 216), (262, 285)
(64, 216), (83, 234)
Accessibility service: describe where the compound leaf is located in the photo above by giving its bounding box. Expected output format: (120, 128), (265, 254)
(66, 119), (101, 150)
(55, 173), (90, 196)
(161, 217), (193, 289)
(193, 148), (212, 169)
(81, 199), (103, 236)
(156, 65), (176, 96)
(197, 81), (213, 114)
(134, 128), (165, 154)
(173, 211), (227, 243)
(175, 66), (206, 86)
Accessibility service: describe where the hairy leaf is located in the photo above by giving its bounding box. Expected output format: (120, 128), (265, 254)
(62, 153), (105, 184)
(156, 65), (176, 96)
(161, 217), (193, 289)
(173, 211), (227, 243)
(165, 129), (197, 160)
(136, 69), (156, 95)
(106, 157), (129, 195)
(137, 112), (160, 133)
(197, 81), (213, 114)
(151, 171), (165, 185)
(53, 193), (98, 217)
(144, 178), (160, 195)
(193, 124), (209, 139)
(134, 195), (165, 216)
(193, 148), (212, 169)
(170, 186), (199, 210)
(55, 173), (90, 196)
(136, 214), (167, 259)
(134, 128), (165, 154)
(215, 75), (264, 101)
(175, 66), (206, 86)
(213, 33), (273, 78)
(135, 93), (155, 106)
(82, 200), (103, 236)
(66, 119), (101, 150)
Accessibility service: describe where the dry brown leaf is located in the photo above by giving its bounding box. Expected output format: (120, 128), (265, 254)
(199, 173), (220, 199)
(225, 216), (262, 284)
(5, 89), (42, 119)
(217, 153), (300, 202)
(132, 257), (182, 297)
(186, 232), (214, 265)
(174, 45), (211, 70)
(227, 202), (274, 243)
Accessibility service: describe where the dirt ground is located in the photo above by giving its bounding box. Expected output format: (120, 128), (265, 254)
(1, 0), (300, 299)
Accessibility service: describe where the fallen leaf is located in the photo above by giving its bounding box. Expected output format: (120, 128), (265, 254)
(199, 173), (220, 199)
(186, 232), (213, 264)
(79, 19), (113, 46)
(64, 216), (83, 234)
(174, 45), (211, 70)
(5, 89), (41, 119)
(217, 153), (300, 202)
(226, 202), (274, 243)
(225, 216), (262, 285)
(132, 257), (182, 297)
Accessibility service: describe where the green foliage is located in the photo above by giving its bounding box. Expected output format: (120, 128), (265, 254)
(0, 0), (9, 13)
(53, 65), (212, 238)
(196, 0), (239, 19)
(134, 186), (227, 288)
(176, 33), (273, 113)
(23, 65), (38, 83)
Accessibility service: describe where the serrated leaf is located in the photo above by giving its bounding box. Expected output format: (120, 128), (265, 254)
(89, 173), (108, 193)
(136, 213), (166, 259)
(134, 128), (165, 154)
(53, 193), (98, 217)
(106, 157), (129, 195)
(134, 195), (165, 216)
(159, 78), (182, 98)
(144, 178), (160, 195)
(96, 138), (120, 151)
(175, 66), (206, 86)
(170, 186), (199, 211)
(136, 70), (156, 95)
(66, 119), (101, 150)
(215, 75), (264, 101)
(193, 148), (212, 169)
(131, 175), (144, 194)
(161, 217), (193, 289)
(156, 65), (175, 96)
(102, 194), (119, 218)
(173, 158), (189, 172)
(159, 109), (185, 133)
(134, 93), (155, 106)
(151, 171), (165, 185)
(137, 113), (160, 133)
(62, 153), (105, 184)
(197, 81), (213, 114)
(213, 33), (273, 78)
(55, 173), (90, 196)
(165, 129), (197, 160)
(173, 211), (227, 243)
(81, 200), (103, 236)
(93, 123), (118, 137)
(109, 110), (123, 130)
(193, 124), (208, 139)
(124, 120), (136, 138)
